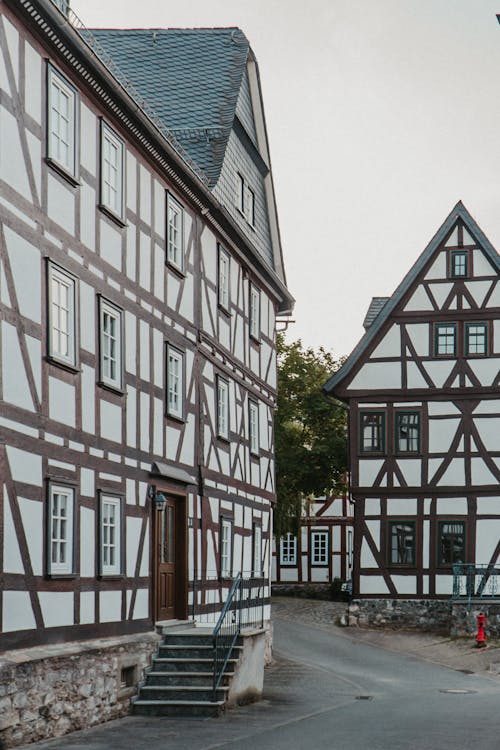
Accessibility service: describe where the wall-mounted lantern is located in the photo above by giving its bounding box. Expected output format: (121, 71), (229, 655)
(148, 485), (167, 511)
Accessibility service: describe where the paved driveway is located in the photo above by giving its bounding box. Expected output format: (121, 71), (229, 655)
(20, 601), (500, 750)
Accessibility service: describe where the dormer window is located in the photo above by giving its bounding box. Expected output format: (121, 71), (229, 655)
(236, 172), (255, 227)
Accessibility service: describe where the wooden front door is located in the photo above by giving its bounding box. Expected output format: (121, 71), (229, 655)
(155, 497), (177, 620)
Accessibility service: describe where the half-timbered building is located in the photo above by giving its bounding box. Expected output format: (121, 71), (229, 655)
(0, 0), (292, 740)
(272, 495), (354, 589)
(324, 202), (500, 627)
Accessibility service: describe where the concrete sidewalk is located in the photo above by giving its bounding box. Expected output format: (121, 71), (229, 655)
(272, 597), (500, 677)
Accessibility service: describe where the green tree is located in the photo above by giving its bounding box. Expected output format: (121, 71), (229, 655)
(274, 334), (347, 537)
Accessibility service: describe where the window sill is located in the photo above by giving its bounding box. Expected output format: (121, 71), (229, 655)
(98, 204), (126, 228)
(218, 303), (231, 318)
(250, 451), (260, 460)
(45, 573), (76, 579)
(98, 574), (124, 580)
(46, 356), (80, 374)
(98, 380), (125, 396)
(217, 435), (231, 446)
(45, 157), (80, 187)
(250, 334), (261, 347)
(166, 411), (186, 425)
(165, 259), (186, 279)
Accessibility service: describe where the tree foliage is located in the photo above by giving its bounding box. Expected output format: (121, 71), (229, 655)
(274, 334), (347, 538)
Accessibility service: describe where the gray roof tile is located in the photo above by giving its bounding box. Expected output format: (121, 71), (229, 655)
(87, 27), (249, 186)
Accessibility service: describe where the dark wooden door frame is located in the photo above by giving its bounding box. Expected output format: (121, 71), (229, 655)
(152, 486), (188, 622)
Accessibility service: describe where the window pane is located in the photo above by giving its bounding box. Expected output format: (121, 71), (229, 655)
(436, 325), (456, 355)
(439, 522), (465, 565)
(397, 412), (420, 452)
(390, 523), (415, 565)
(361, 413), (384, 451)
(466, 324), (487, 355)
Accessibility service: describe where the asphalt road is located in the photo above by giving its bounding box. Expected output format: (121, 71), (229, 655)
(22, 615), (500, 750)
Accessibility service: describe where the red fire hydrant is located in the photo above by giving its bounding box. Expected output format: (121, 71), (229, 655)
(476, 613), (487, 648)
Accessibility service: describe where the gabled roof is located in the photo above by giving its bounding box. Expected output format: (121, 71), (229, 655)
(88, 28), (250, 186)
(324, 201), (500, 394)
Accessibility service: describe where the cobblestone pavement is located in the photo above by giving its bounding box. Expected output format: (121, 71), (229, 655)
(272, 597), (500, 677)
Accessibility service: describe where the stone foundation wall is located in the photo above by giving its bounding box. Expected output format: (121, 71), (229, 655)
(0, 632), (161, 748)
(451, 601), (500, 638)
(349, 599), (451, 632)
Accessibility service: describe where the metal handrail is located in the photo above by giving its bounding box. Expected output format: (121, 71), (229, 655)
(453, 563), (500, 605)
(212, 573), (242, 699)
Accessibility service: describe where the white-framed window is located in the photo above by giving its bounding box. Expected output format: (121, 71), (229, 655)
(47, 262), (77, 367)
(100, 494), (122, 576)
(166, 344), (184, 419)
(47, 65), (77, 176)
(167, 193), (184, 271)
(99, 298), (122, 389)
(252, 523), (262, 577)
(249, 283), (260, 340)
(100, 121), (124, 218)
(249, 399), (259, 455)
(279, 533), (297, 565)
(218, 245), (230, 311)
(311, 530), (329, 566)
(47, 484), (75, 575)
(217, 376), (229, 439)
(221, 517), (233, 577)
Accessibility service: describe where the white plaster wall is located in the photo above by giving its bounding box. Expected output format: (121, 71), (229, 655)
(370, 324), (400, 358)
(424, 251), (446, 280)
(139, 164), (151, 225)
(99, 591), (122, 622)
(387, 498), (417, 515)
(100, 219), (122, 271)
(422, 520), (430, 568)
(2, 321), (34, 411)
(126, 516), (143, 576)
(391, 576), (417, 595)
(139, 231), (151, 290)
(349, 361), (401, 390)
(79, 281), (95, 353)
(49, 378), (75, 427)
(100, 399), (122, 443)
(428, 418), (460, 453)
(47, 173), (75, 235)
(404, 285), (433, 312)
(468, 359), (500, 388)
(80, 591), (95, 624)
(2, 591), (36, 632)
(0, 108), (31, 199)
(359, 576), (390, 594)
(397, 459), (421, 487)
(476, 497), (500, 515)
(434, 576), (454, 595)
(6, 446), (42, 486)
(133, 588), (149, 619)
(4, 226), (41, 323)
(436, 497), (468, 514)
(139, 320), (150, 382)
(39, 592), (74, 627)
(125, 312), (137, 374)
(358, 459), (384, 487)
(364, 498), (380, 516)
(81, 364), (95, 435)
(278, 568), (298, 583)
(3, 493), (23, 573)
(476, 520), (500, 564)
(80, 506), (95, 577)
(19, 497), (43, 575)
(473, 249), (496, 276)
(471, 458), (498, 486)
(424, 361), (455, 389)
(428, 282), (452, 309)
(24, 42), (42, 124)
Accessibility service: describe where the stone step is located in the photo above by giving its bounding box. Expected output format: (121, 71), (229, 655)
(138, 685), (228, 702)
(144, 670), (233, 687)
(164, 633), (243, 647)
(151, 657), (239, 673)
(158, 644), (243, 659)
(155, 620), (194, 636)
(132, 698), (225, 718)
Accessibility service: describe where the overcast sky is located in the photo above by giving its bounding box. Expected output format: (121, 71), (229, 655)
(71, 0), (500, 360)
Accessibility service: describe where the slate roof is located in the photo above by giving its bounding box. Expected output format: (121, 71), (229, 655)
(87, 27), (250, 186)
(324, 201), (500, 394)
(362, 297), (389, 331)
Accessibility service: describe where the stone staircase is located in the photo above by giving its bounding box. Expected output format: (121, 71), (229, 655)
(132, 624), (242, 718)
